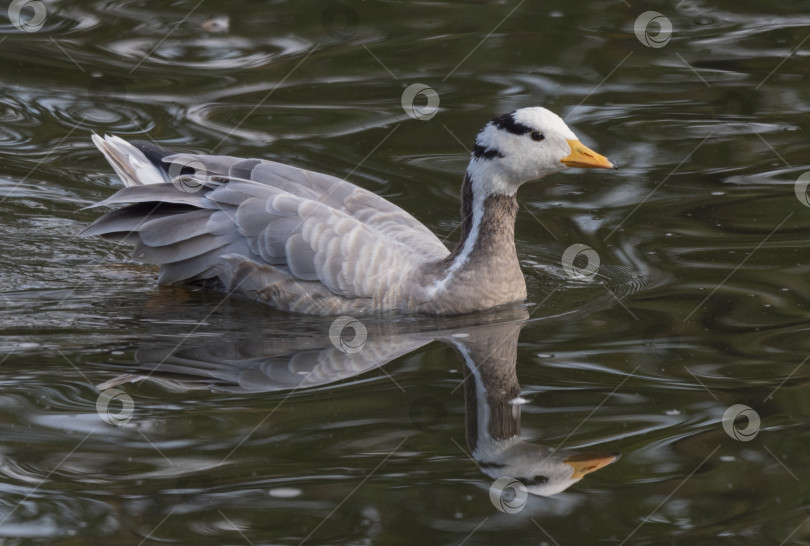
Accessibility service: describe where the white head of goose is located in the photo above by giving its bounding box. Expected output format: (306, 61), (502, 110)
(82, 107), (615, 315)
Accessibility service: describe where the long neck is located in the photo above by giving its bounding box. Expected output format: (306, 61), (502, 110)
(444, 171), (520, 273)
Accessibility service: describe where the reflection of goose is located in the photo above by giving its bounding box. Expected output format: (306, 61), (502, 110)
(100, 307), (617, 496)
(452, 319), (618, 497)
(83, 108), (614, 315)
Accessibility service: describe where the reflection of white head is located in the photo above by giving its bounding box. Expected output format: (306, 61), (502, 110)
(477, 441), (619, 497)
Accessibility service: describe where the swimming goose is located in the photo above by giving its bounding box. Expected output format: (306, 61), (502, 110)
(82, 107), (615, 315)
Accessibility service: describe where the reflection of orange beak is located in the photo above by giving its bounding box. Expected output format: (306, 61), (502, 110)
(564, 452), (620, 480)
(561, 139), (617, 169)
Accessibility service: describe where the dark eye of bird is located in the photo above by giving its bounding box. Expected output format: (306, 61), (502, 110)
(530, 131), (544, 142)
(518, 475), (549, 486)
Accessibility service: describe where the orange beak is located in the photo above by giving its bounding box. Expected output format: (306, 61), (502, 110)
(561, 139), (616, 169)
(564, 452), (620, 480)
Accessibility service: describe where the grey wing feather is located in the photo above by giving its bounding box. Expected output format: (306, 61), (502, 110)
(84, 136), (450, 311)
(134, 233), (238, 264)
(81, 203), (185, 238)
(167, 155), (447, 259)
(247, 160), (449, 260)
(137, 209), (219, 246)
(87, 183), (213, 209)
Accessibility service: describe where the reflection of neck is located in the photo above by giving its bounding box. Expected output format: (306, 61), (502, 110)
(453, 320), (620, 497)
(452, 322), (523, 457)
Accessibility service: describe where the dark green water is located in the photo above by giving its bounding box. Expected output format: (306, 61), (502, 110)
(2, 0), (810, 544)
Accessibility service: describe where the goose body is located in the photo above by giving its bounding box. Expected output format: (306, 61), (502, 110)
(82, 107), (614, 315)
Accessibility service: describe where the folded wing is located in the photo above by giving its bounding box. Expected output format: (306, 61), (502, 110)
(82, 136), (449, 311)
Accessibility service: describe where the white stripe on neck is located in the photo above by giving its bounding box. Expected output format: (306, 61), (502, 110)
(428, 165), (489, 296)
(448, 338), (487, 456)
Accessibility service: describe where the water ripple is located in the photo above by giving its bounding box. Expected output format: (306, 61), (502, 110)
(101, 36), (313, 71)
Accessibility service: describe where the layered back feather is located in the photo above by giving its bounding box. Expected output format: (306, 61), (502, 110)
(82, 136), (449, 314)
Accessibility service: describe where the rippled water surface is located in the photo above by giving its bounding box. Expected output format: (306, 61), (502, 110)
(2, 0), (810, 544)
